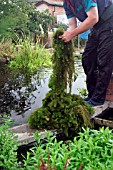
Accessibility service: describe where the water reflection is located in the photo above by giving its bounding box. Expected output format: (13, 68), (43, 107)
(0, 59), (86, 126)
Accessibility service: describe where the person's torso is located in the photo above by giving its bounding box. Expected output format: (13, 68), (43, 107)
(70, 0), (112, 22)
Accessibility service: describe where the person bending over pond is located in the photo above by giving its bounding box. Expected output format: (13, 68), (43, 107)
(59, 0), (113, 107)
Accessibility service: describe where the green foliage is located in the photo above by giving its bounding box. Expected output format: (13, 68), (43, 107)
(23, 131), (71, 170)
(1, 122), (113, 169)
(54, 22), (68, 31)
(0, 0), (54, 41)
(0, 0), (34, 41)
(68, 127), (113, 169)
(23, 128), (113, 170)
(8, 38), (52, 74)
(28, 9), (55, 36)
(28, 29), (94, 137)
(49, 28), (75, 93)
(0, 15), (18, 41)
(77, 88), (88, 98)
(28, 90), (94, 137)
(0, 120), (19, 170)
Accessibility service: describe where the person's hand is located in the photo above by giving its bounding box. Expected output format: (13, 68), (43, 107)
(59, 30), (74, 42)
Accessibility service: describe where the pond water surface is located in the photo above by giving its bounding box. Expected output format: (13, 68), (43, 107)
(0, 59), (86, 126)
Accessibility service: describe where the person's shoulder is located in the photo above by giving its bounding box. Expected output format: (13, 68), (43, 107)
(83, 0), (97, 13)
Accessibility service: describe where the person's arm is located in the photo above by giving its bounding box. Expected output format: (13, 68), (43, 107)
(59, 6), (99, 42)
(67, 17), (77, 31)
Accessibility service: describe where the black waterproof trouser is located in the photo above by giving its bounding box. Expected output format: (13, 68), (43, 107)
(82, 17), (113, 103)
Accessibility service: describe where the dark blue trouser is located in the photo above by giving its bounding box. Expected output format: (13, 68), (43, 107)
(82, 18), (113, 103)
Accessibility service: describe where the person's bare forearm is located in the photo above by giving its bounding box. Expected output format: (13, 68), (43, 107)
(70, 7), (98, 37)
(60, 6), (99, 42)
(72, 16), (98, 37)
(68, 17), (77, 31)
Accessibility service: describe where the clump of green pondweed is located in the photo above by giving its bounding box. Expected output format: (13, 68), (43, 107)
(28, 28), (94, 137)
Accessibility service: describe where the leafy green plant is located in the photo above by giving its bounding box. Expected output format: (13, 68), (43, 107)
(0, 120), (19, 170)
(9, 38), (52, 73)
(28, 9), (55, 36)
(23, 131), (70, 170)
(68, 127), (113, 170)
(23, 127), (113, 170)
(1, 122), (113, 170)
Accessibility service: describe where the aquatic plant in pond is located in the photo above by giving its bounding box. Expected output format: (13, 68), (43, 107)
(28, 29), (94, 137)
(8, 38), (52, 74)
(49, 28), (75, 93)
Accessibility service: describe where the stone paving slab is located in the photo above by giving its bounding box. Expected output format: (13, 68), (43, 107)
(91, 101), (113, 128)
(91, 101), (109, 118)
(108, 101), (113, 108)
(9, 124), (57, 144)
(9, 124), (36, 143)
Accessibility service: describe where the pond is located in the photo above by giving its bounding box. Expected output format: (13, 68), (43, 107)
(0, 59), (86, 126)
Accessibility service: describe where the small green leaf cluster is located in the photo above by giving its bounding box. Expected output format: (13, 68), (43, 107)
(23, 127), (113, 170)
(0, 121), (19, 170)
(77, 88), (88, 98)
